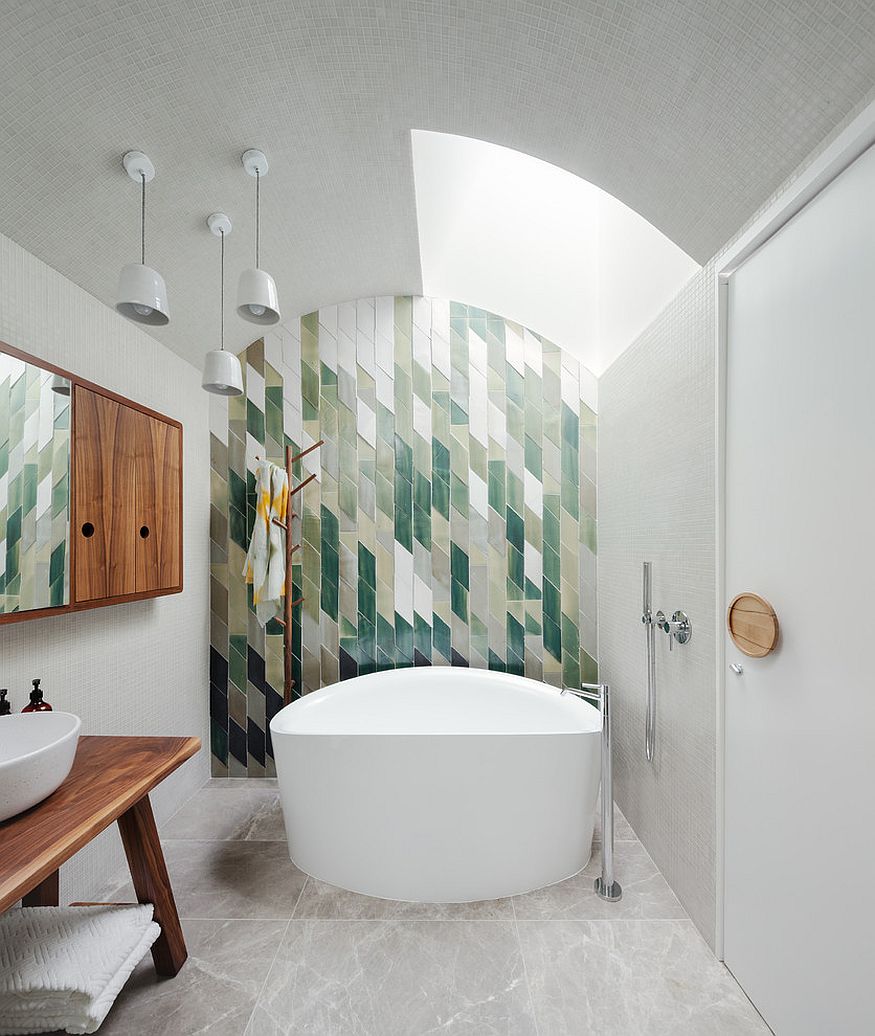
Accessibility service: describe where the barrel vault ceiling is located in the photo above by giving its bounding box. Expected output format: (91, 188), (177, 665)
(1, 1), (874, 367)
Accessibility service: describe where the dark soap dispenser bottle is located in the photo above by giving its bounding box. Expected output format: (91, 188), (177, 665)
(22, 678), (52, 712)
(0, 689), (10, 716)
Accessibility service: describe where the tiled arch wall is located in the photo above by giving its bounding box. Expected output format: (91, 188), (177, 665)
(209, 297), (598, 776)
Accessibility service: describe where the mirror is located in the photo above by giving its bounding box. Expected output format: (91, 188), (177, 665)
(0, 351), (71, 614)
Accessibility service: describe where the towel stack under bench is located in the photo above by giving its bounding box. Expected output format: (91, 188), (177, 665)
(0, 904), (160, 1034)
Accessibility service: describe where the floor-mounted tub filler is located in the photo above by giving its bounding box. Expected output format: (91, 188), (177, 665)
(271, 667), (619, 903)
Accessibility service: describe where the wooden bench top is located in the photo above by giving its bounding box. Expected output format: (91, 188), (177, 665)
(0, 735), (200, 913)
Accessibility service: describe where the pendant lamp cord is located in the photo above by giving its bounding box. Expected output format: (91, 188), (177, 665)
(255, 168), (260, 269)
(140, 173), (146, 266)
(220, 228), (225, 351)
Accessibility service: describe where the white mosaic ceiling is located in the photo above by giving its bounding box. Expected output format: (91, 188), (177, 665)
(1, 1), (874, 368)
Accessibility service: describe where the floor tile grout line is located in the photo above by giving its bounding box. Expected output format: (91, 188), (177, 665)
(242, 915), (294, 1036)
(511, 894), (542, 1036)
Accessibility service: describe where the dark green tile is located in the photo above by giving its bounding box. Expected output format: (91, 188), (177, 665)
(395, 502), (413, 553)
(414, 612), (432, 659)
(49, 541), (65, 585)
(357, 577), (375, 623)
(507, 612), (525, 660)
(544, 614), (562, 662)
(395, 612), (414, 661)
(450, 543), (469, 589)
(506, 507), (524, 554)
(414, 471), (431, 512)
(432, 439), (450, 479)
(358, 543), (376, 589)
(488, 650), (506, 672)
(488, 461), (505, 514)
(451, 578), (468, 622)
(543, 578), (560, 625)
(433, 612), (451, 661)
(450, 473), (468, 518)
(413, 504), (432, 549)
(432, 475), (449, 520)
(246, 401), (265, 443)
(508, 544), (523, 589)
(395, 434), (413, 484)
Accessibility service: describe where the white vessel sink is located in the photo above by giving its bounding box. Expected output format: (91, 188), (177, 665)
(0, 712), (81, 822)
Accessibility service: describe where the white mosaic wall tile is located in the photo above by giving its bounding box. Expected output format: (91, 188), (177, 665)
(0, 230), (211, 903)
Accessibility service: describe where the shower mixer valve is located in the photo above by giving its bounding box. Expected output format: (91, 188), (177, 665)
(654, 610), (692, 650)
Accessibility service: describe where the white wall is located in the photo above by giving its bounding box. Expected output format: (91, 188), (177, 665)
(598, 262), (719, 946)
(597, 90), (875, 950)
(0, 230), (210, 902)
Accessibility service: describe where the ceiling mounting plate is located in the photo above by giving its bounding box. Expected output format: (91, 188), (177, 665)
(122, 150), (155, 183)
(207, 212), (232, 236)
(242, 148), (268, 177)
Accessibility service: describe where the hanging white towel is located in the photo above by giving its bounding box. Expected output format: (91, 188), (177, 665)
(243, 460), (289, 627)
(0, 904), (160, 1034)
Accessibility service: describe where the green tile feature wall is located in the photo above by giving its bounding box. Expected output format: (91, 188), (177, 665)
(209, 298), (597, 776)
(0, 355), (70, 613)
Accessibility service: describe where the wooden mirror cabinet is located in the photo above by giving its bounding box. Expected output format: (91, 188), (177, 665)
(0, 341), (182, 625)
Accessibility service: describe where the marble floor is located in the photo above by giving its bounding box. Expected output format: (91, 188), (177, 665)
(68, 780), (768, 1035)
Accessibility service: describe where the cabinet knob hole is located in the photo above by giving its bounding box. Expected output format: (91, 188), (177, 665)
(81, 522), (94, 538)
(140, 525), (150, 538)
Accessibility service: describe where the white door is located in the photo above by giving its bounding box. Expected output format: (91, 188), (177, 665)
(724, 141), (875, 1035)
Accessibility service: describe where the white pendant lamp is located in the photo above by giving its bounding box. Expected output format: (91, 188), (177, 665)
(237, 149), (281, 325)
(202, 213), (244, 396)
(115, 151), (170, 326)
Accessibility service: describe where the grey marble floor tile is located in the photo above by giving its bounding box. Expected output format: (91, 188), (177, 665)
(162, 784), (286, 841)
(99, 919), (288, 1035)
(512, 839), (687, 920)
(293, 875), (515, 919)
(106, 840), (307, 920)
(517, 920), (769, 1035)
(246, 919), (537, 1035)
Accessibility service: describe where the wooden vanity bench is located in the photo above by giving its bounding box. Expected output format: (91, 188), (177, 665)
(0, 735), (200, 976)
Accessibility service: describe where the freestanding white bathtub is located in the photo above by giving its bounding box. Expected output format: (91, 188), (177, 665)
(270, 667), (601, 902)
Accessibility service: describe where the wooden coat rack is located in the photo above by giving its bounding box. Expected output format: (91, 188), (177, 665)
(267, 440), (323, 704)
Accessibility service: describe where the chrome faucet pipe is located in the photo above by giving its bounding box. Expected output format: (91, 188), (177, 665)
(561, 682), (622, 902)
(642, 561), (656, 762)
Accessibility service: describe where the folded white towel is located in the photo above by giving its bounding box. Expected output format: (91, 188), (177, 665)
(0, 904), (160, 1034)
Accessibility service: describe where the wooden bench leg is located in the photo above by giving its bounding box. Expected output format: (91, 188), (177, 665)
(117, 795), (187, 977)
(22, 869), (59, 907)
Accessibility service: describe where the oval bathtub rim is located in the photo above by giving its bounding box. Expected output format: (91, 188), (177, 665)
(269, 668), (602, 738)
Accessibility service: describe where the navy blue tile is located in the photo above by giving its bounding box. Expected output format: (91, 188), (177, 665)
(247, 718), (265, 767)
(339, 646), (358, 681)
(228, 719), (247, 766)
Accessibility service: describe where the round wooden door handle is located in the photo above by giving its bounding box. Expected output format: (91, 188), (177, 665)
(727, 593), (779, 657)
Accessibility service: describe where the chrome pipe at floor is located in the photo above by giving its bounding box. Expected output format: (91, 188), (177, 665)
(561, 682), (623, 902)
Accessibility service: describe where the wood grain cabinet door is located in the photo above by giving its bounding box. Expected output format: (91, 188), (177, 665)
(72, 387), (139, 602)
(134, 411), (182, 594)
(73, 386), (182, 604)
